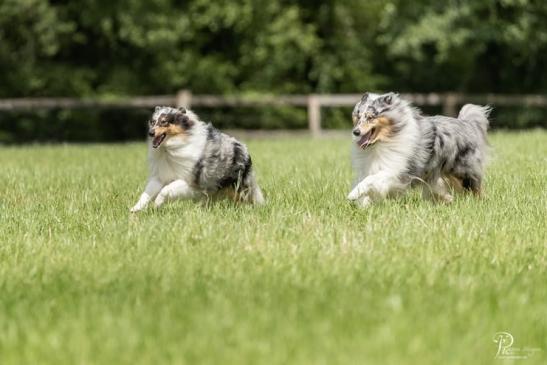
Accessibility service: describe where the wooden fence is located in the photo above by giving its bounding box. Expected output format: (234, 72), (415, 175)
(1, 91), (546, 136)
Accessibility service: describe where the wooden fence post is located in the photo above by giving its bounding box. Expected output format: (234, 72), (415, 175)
(308, 95), (321, 137)
(442, 93), (459, 117)
(176, 89), (193, 108)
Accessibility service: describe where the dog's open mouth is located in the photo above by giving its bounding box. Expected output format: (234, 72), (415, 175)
(152, 133), (166, 148)
(357, 128), (375, 149)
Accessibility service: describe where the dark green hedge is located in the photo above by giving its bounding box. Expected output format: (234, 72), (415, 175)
(1, 0), (546, 142)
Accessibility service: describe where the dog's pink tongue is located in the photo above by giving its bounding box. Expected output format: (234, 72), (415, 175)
(152, 135), (163, 148)
(358, 131), (372, 147)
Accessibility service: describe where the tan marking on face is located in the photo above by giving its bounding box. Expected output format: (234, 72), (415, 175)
(356, 116), (395, 144)
(152, 124), (186, 138)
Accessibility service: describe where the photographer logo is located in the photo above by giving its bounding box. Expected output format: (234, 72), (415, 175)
(493, 332), (541, 360)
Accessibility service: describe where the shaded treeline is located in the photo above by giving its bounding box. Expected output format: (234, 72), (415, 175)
(1, 0), (546, 142)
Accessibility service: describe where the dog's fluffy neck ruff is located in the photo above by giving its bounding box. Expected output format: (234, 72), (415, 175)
(148, 113), (207, 184)
(351, 101), (421, 183)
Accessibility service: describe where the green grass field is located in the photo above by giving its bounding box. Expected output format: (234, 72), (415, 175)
(0, 131), (545, 364)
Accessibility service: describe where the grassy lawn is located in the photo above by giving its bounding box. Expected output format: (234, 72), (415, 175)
(0, 130), (545, 364)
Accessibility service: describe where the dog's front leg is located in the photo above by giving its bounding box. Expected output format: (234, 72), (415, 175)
(130, 178), (163, 212)
(154, 179), (195, 208)
(347, 172), (402, 207)
(347, 174), (377, 201)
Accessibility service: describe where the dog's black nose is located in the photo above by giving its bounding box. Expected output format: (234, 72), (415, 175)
(148, 129), (155, 137)
(352, 128), (360, 136)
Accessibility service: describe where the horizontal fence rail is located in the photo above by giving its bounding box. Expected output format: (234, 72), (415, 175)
(1, 91), (546, 136)
(0, 96), (177, 110)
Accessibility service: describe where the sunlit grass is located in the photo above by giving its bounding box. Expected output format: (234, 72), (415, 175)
(0, 130), (545, 364)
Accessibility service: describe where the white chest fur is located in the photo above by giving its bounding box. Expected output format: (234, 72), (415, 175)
(351, 121), (419, 186)
(148, 131), (206, 185)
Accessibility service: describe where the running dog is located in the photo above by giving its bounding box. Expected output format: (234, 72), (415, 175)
(130, 106), (264, 212)
(348, 92), (490, 208)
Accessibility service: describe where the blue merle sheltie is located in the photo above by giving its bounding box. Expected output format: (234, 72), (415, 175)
(348, 92), (491, 208)
(131, 106), (264, 212)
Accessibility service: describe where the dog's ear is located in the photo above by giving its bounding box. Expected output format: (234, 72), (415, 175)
(382, 92), (397, 105)
(155, 106), (161, 113)
(361, 92), (369, 102)
(175, 112), (193, 129)
(178, 106), (186, 113)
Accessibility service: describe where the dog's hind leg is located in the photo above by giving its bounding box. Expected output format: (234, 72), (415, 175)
(445, 175), (464, 193)
(422, 177), (453, 203)
(452, 157), (484, 197)
(461, 174), (482, 196)
(249, 176), (265, 204)
(237, 172), (265, 204)
(451, 139), (486, 197)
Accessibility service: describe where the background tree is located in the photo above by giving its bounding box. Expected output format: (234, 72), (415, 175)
(0, 0), (545, 142)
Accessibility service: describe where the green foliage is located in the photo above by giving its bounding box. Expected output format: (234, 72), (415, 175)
(0, 0), (546, 140)
(381, 0), (547, 92)
(4, 0), (544, 97)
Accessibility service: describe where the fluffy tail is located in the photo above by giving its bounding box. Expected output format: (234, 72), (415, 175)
(458, 104), (492, 134)
(458, 104), (492, 178)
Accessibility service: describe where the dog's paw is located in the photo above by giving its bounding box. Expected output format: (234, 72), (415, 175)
(347, 181), (372, 201)
(153, 195), (166, 208)
(441, 194), (454, 204)
(355, 195), (372, 209)
(347, 188), (361, 201)
(130, 206), (142, 213)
